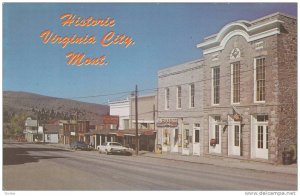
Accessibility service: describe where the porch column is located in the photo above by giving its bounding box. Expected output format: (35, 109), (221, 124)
(94, 135), (97, 149)
(105, 135), (107, 143)
(100, 135), (102, 145)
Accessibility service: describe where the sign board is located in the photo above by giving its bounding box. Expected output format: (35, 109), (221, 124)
(102, 115), (119, 125)
(71, 131), (76, 136)
(233, 113), (242, 121)
(157, 118), (178, 127)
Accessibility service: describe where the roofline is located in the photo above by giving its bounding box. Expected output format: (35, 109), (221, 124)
(158, 58), (204, 75)
(199, 12), (296, 47)
(250, 12), (296, 24)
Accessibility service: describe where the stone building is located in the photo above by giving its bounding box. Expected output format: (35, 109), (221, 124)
(157, 12), (296, 163)
(196, 12), (296, 163)
(157, 59), (204, 155)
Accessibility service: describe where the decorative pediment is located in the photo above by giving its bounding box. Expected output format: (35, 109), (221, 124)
(197, 16), (283, 55)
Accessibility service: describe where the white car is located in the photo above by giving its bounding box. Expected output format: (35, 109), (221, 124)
(97, 142), (133, 155)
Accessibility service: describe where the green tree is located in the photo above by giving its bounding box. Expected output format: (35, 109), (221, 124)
(3, 108), (10, 123)
(9, 113), (28, 136)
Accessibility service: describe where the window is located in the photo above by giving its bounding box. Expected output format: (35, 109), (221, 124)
(177, 86), (182, 109)
(215, 116), (221, 121)
(257, 115), (268, 122)
(234, 125), (240, 146)
(195, 129), (200, 143)
(232, 62), (240, 103)
(165, 88), (170, 109)
(183, 129), (189, 148)
(215, 125), (219, 144)
(190, 83), (195, 108)
(255, 58), (266, 102)
(266, 126), (269, 149)
(258, 126), (263, 149)
(174, 129), (179, 144)
(212, 67), (220, 104)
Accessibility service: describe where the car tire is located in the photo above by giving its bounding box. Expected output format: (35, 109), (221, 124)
(105, 150), (109, 155)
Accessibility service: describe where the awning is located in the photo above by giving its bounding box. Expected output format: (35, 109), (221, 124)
(143, 130), (155, 136)
(115, 132), (125, 137)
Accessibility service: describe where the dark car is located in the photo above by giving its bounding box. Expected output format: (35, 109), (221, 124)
(70, 141), (90, 150)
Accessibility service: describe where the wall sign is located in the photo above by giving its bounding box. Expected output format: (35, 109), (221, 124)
(157, 118), (178, 127)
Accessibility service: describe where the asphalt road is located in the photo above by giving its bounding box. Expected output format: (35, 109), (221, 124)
(3, 142), (297, 191)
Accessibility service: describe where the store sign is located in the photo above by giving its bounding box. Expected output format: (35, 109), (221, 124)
(157, 118), (178, 127)
(103, 115), (119, 125)
(233, 113), (242, 121)
(71, 131), (76, 136)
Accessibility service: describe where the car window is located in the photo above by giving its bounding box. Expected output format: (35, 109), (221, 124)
(111, 143), (122, 146)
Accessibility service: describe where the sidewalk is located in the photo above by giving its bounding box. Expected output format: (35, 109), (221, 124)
(47, 143), (297, 175)
(140, 151), (297, 175)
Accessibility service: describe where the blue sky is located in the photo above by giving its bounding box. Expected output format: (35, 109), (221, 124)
(3, 3), (297, 104)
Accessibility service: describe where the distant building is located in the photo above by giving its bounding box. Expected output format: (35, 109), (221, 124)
(43, 124), (59, 143)
(108, 94), (157, 151)
(109, 98), (130, 130)
(23, 117), (38, 142)
(129, 94), (156, 130)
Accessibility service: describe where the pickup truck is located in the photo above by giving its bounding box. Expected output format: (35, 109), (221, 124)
(97, 142), (133, 155)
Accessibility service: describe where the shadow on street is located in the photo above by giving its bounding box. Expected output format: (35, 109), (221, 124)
(3, 147), (68, 166)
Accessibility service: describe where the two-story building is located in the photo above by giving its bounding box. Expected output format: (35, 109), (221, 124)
(157, 12), (296, 163)
(157, 59), (204, 155)
(109, 95), (157, 151)
(23, 117), (38, 142)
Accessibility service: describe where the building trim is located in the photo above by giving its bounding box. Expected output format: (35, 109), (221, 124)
(159, 64), (203, 78)
(197, 16), (283, 55)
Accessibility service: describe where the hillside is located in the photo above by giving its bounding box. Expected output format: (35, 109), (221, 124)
(3, 91), (109, 124)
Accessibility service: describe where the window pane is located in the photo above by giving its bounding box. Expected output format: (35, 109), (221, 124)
(258, 126), (263, 149)
(177, 86), (181, 108)
(232, 62), (240, 103)
(256, 58), (266, 101)
(174, 129), (178, 144)
(257, 115), (268, 122)
(266, 126), (269, 149)
(165, 88), (170, 109)
(190, 84), (195, 107)
(213, 67), (220, 104)
(195, 129), (199, 143)
(215, 125), (219, 144)
(234, 125), (240, 146)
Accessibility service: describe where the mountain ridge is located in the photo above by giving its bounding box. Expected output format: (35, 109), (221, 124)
(3, 91), (109, 124)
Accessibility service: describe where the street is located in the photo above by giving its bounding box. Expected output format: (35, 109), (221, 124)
(3, 142), (297, 191)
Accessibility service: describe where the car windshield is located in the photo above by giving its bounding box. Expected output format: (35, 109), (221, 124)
(110, 143), (122, 146)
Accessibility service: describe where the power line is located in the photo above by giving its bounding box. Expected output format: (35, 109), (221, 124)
(3, 62), (296, 101)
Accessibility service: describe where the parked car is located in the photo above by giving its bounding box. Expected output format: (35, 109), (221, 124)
(97, 142), (133, 155)
(70, 141), (90, 150)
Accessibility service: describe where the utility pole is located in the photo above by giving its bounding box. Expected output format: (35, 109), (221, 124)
(153, 104), (156, 129)
(153, 103), (156, 153)
(135, 85), (139, 156)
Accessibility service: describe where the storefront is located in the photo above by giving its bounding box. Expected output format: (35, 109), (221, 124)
(157, 118), (202, 156)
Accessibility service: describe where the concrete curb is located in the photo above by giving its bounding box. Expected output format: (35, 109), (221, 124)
(140, 153), (297, 175)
